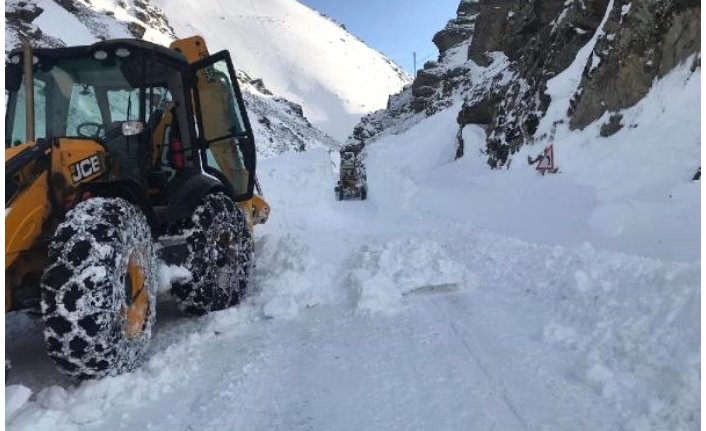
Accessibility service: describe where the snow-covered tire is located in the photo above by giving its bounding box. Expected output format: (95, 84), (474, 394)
(171, 193), (254, 315)
(41, 198), (157, 379)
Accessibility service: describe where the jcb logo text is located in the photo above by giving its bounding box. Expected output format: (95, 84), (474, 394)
(71, 155), (103, 183)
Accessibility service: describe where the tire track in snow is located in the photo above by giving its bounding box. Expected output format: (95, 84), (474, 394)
(429, 298), (532, 431)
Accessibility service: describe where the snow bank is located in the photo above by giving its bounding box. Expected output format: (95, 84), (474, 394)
(535, 243), (700, 430)
(253, 234), (342, 320)
(347, 239), (470, 313)
(6, 326), (222, 430)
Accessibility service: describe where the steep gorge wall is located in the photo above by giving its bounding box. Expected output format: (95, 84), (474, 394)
(351, 0), (700, 167)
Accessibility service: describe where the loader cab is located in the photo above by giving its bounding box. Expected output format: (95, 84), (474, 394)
(5, 40), (201, 189)
(6, 37), (259, 231)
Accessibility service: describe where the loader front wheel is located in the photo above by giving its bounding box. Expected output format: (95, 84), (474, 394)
(41, 198), (157, 379)
(172, 193), (254, 315)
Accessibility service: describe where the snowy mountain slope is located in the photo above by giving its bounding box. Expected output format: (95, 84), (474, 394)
(5, 0), (339, 158)
(5, 58), (700, 431)
(152, 0), (411, 141)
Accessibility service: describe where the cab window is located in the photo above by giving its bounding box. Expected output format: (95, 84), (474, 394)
(6, 78), (46, 147)
(66, 84), (102, 136)
(192, 52), (255, 200)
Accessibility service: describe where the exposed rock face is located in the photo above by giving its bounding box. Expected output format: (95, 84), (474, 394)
(570, 0), (701, 129)
(432, 0), (479, 54)
(350, 0), (700, 168)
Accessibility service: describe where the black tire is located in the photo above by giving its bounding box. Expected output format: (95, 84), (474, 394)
(171, 193), (254, 315)
(41, 198), (157, 379)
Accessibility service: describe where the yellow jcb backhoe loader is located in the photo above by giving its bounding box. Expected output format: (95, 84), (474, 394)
(5, 35), (270, 379)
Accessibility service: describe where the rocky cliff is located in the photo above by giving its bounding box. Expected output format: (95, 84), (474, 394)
(351, 0), (700, 168)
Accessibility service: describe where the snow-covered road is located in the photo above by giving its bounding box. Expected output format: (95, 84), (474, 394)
(6, 65), (700, 430)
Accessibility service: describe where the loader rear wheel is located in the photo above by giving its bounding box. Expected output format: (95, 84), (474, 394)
(41, 198), (157, 379)
(172, 193), (254, 315)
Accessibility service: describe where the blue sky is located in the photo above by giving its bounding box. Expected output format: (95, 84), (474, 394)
(298, 0), (461, 75)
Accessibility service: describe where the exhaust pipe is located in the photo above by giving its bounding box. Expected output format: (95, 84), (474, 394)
(20, 35), (35, 143)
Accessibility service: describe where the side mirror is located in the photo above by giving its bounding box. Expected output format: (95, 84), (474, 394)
(122, 121), (144, 136)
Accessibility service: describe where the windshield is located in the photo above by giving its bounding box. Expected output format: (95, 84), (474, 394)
(5, 49), (183, 148)
(6, 55), (136, 147)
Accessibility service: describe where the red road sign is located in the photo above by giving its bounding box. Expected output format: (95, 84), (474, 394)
(536, 145), (557, 173)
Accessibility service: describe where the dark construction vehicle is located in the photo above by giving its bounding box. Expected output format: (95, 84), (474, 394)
(334, 146), (367, 201)
(5, 35), (270, 379)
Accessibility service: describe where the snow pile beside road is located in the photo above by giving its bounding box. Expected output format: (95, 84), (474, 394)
(347, 239), (469, 313)
(254, 234), (342, 320)
(6, 325), (222, 431)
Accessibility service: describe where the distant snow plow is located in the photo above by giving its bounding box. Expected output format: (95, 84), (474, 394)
(335, 147), (367, 200)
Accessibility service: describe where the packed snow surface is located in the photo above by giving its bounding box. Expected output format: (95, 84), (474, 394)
(153, 0), (411, 140)
(5, 52), (700, 431)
